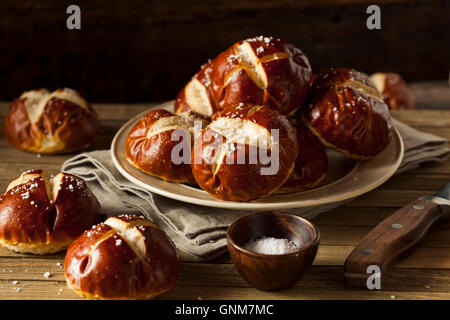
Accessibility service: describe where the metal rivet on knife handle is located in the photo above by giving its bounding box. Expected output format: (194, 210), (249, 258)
(345, 184), (450, 288)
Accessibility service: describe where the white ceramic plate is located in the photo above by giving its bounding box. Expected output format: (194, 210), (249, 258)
(111, 101), (404, 211)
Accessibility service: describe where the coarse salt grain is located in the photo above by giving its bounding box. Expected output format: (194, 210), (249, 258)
(43, 272), (51, 278)
(243, 236), (300, 255)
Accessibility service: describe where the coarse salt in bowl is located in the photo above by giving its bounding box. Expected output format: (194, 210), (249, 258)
(227, 211), (320, 291)
(243, 236), (301, 255)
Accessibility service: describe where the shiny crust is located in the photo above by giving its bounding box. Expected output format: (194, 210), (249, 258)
(0, 169), (101, 254)
(302, 68), (393, 160)
(370, 72), (416, 110)
(3, 88), (100, 154)
(211, 36), (311, 116)
(174, 59), (217, 117)
(191, 104), (298, 201)
(126, 109), (209, 184)
(64, 215), (181, 300)
(278, 125), (328, 193)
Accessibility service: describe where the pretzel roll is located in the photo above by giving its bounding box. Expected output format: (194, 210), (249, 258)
(174, 59), (217, 118)
(3, 88), (100, 154)
(302, 68), (393, 160)
(211, 36), (311, 116)
(64, 215), (180, 300)
(370, 72), (416, 110)
(191, 103), (298, 201)
(278, 125), (328, 193)
(126, 109), (209, 184)
(0, 170), (101, 254)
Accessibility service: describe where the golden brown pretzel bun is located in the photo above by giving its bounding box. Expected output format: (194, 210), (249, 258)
(0, 170), (101, 254)
(64, 215), (181, 300)
(211, 36), (312, 116)
(369, 72), (416, 110)
(278, 125), (328, 193)
(174, 59), (217, 118)
(3, 88), (100, 154)
(302, 68), (393, 160)
(126, 109), (209, 184)
(191, 103), (298, 202)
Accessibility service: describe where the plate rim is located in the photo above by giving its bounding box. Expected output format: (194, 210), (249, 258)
(111, 102), (404, 211)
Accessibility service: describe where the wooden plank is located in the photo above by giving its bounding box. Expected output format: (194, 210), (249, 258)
(380, 173), (450, 191)
(316, 246), (450, 269)
(161, 286), (450, 300)
(0, 1), (449, 102)
(0, 278), (447, 300)
(205, 245), (450, 270)
(409, 82), (450, 111)
(0, 106), (448, 299)
(172, 264), (450, 294)
(2, 239), (450, 274)
(317, 223), (450, 248)
(2, 102), (450, 122)
(1, 262), (450, 300)
(0, 102), (160, 120)
(390, 110), (450, 127)
(407, 160), (450, 175)
(0, 280), (79, 300)
(346, 189), (437, 207)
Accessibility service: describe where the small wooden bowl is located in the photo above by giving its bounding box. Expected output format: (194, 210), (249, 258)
(227, 211), (320, 291)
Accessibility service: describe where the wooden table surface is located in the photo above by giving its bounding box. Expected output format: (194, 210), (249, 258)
(0, 82), (449, 300)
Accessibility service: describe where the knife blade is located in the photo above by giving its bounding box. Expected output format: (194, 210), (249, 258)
(344, 183), (450, 287)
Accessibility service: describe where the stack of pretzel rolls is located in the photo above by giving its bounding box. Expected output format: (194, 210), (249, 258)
(126, 36), (393, 202)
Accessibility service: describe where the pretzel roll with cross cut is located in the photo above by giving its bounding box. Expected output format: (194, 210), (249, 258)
(302, 68), (393, 160)
(3, 88), (100, 154)
(126, 109), (209, 184)
(211, 36), (312, 116)
(64, 215), (181, 300)
(369, 72), (416, 110)
(0, 169), (101, 254)
(191, 103), (298, 202)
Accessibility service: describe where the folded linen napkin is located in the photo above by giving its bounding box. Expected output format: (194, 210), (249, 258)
(61, 118), (449, 261)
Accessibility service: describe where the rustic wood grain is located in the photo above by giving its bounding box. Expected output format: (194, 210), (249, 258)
(344, 199), (445, 287)
(0, 1), (448, 102)
(0, 91), (449, 299)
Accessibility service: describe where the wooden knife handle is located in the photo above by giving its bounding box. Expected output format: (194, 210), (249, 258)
(344, 199), (445, 287)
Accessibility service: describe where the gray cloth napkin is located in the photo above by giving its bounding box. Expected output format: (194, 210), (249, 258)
(61, 118), (449, 261)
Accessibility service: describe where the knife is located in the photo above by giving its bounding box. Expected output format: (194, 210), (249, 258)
(344, 183), (450, 287)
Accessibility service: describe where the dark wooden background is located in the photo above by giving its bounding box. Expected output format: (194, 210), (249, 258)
(0, 0), (449, 102)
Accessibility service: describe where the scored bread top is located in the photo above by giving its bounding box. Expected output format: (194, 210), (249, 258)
(211, 36), (312, 116)
(20, 88), (91, 124)
(302, 67), (393, 159)
(125, 109), (209, 184)
(3, 88), (100, 154)
(0, 170), (101, 245)
(191, 103), (298, 201)
(64, 215), (180, 300)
